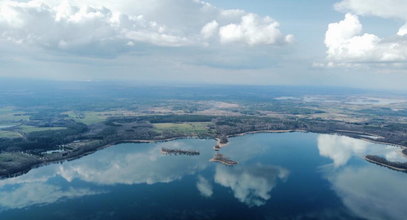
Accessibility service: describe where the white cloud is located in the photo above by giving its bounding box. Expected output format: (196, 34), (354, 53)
(397, 24), (407, 36)
(0, 0), (292, 57)
(0, 0), (191, 54)
(335, 0), (407, 20)
(324, 1), (407, 65)
(201, 20), (219, 39)
(219, 14), (288, 46)
(325, 13), (407, 63)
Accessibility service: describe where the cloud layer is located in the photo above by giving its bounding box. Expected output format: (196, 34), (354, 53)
(0, 0), (292, 57)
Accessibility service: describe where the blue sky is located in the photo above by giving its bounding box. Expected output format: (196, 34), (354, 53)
(1, 0), (407, 90)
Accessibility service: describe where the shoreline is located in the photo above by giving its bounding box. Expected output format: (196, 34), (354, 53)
(0, 137), (185, 179)
(365, 156), (407, 172)
(214, 138), (229, 149)
(1, 129), (406, 179)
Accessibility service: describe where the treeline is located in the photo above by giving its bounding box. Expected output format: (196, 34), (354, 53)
(107, 115), (215, 124)
(359, 108), (407, 117)
(249, 102), (325, 115)
(88, 125), (160, 142)
(0, 121), (87, 153)
(213, 116), (301, 136)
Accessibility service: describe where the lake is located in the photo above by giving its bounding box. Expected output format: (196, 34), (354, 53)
(0, 132), (406, 220)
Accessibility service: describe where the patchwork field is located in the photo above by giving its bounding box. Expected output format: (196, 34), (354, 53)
(64, 111), (108, 125)
(19, 125), (66, 133)
(153, 122), (212, 136)
(0, 107), (29, 122)
(0, 131), (22, 138)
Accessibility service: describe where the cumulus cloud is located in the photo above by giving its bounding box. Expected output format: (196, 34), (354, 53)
(218, 13), (291, 46)
(325, 13), (407, 63)
(335, 0), (407, 20)
(0, 0), (192, 57)
(214, 164), (289, 207)
(0, 0), (292, 57)
(324, 1), (407, 65)
(201, 20), (219, 39)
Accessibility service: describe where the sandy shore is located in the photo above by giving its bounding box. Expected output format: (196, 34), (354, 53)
(214, 138), (229, 149)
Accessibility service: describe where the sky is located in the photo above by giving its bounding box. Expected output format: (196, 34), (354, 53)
(1, 0), (407, 90)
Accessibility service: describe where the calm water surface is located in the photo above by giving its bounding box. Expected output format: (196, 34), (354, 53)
(0, 132), (406, 220)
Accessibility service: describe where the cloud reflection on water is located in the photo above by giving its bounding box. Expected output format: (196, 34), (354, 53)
(196, 175), (213, 198)
(328, 166), (407, 220)
(0, 134), (293, 211)
(0, 139), (214, 210)
(317, 134), (368, 167)
(318, 134), (407, 220)
(0, 183), (101, 210)
(317, 134), (407, 167)
(214, 164), (289, 207)
(56, 141), (212, 185)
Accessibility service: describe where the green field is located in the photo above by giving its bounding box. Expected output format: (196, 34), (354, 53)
(153, 122), (211, 136)
(64, 111), (107, 125)
(0, 131), (22, 138)
(0, 107), (29, 122)
(19, 125), (66, 133)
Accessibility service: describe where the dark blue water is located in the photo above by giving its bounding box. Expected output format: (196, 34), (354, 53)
(0, 132), (406, 220)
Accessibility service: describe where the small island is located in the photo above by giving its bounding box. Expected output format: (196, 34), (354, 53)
(210, 153), (238, 166)
(161, 148), (200, 156)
